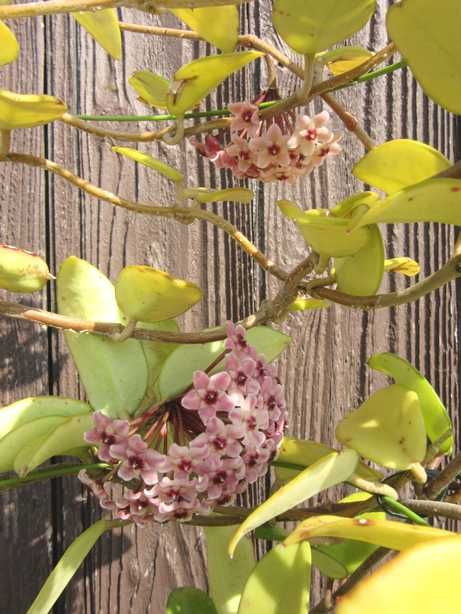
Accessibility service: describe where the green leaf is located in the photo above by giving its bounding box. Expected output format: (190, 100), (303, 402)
(348, 178), (461, 230)
(387, 0), (461, 114)
(157, 326), (291, 401)
(278, 201), (371, 258)
(167, 51), (263, 115)
(330, 192), (379, 218)
(336, 384), (427, 474)
(284, 515), (453, 551)
(57, 257), (148, 418)
(228, 449), (358, 557)
(289, 297), (330, 312)
(272, 0), (376, 54)
(184, 187), (254, 204)
(0, 244), (52, 293)
(353, 140), (451, 194)
(73, 9), (121, 59)
(112, 146), (184, 182)
(205, 526), (255, 614)
(0, 21), (19, 66)
(171, 6), (239, 52)
(0, 397), (92, 475)
(336, 537), (461, 614)
(368, 353), (453, 454)
(0, 88), (67, 130)
(166, 587), (218, 614)
(129, 70), (170, 109)
(27, 520), (113, 614)
(335, 225), (384, 296)
(238, 543), (311, 614)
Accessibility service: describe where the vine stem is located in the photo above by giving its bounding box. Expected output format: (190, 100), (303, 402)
(0, 462), (111, 492)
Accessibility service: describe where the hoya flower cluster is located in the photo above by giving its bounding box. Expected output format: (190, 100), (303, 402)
(193, 103), (341, 183)
(80, 323), (287, 525)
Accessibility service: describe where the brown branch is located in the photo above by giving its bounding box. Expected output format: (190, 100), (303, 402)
(424, 450), (461, 499)
(60, 113), (169, 143)
(405, 498), (461, 522)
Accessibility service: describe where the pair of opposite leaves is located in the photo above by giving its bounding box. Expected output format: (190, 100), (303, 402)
(279, 138), (459, 299)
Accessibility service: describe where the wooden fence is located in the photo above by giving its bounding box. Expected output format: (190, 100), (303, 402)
(0, 0), (460, 611)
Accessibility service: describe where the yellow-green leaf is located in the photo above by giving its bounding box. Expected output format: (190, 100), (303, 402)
(272, 0), (376, 54)
(384, 257), (420, 277)
(228, 449), (359, 557)
(387, 0), (461, 114)
(129, 70), (170, 109)
(0, 88), (67, 130)
(27, 520), (113, 614)
(336, 537), (461, 614)
(115, 265), (203, 323)
(57, 257), (148, 418)
(238, 543), (311, 614)
(336, 384), (427, 474)
(368, 353), (453, 454)
(289, 297), (330, 312)
(184, 187), (254, 204)
(73, 9), (121, 59)
(0, 21), (19, 66)
(112, 146), (184, 182)
(171, 6), (239, 52)
(0, 244), (52, 293)
(167, 51), (263, 115)
(349, 179), (461, 230)
(284, 516), (453, 551)
(353, 140), (451, 194)
(205, 526), (255, 614)
(335, 225), (384, 296)
(320, 46), (373, 76)
(330, 192), (379, 219)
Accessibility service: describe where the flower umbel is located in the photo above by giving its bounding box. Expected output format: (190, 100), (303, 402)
(81, 322), (287, 525)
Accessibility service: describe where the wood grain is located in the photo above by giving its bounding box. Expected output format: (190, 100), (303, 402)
(0, 1), (459, 611)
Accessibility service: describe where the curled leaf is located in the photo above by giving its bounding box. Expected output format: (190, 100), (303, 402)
(321, 46), (374, 76)
(112, 146), (184, 182)
(0, 88), (67, 130)
(184, 187), (254, 204)
(384, 257), (420, 277)
(129, 70), (170, 109)
(0, 244), (52, 293)
(115, 265), (203, 323)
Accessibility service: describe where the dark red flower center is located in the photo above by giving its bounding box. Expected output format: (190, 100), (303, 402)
(247, 416), (257, 430)
(129, 455), (144, 470)
(178, 459), (192, 472)
(213, 471), (228, 485)
(213, 436), (227, 451)
(306, 128), (317, 141)
(102, 433), (116, 446)
(237, 372), (248, 386)
(204, 390), (219, 405)
(269, 144), (280, 156)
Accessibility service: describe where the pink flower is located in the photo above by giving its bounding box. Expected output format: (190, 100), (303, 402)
(250, 124), (291, 169)
(288, 111), (332, 156)
(225, 353), (260, 395)
(181, 371), (235, 422)
(228, 102), (260, 137)
(191, 417), (244, 458)
(311, 133), (342, 166)
(168, 443), (208, 479)
(229, 395), (268, 447)
(226, 136), (256, 173)
(84, 411), (129, 462)
(111, 435), (167, 485)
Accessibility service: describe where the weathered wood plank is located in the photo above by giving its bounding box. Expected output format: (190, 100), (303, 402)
(0, 0), (459, 611)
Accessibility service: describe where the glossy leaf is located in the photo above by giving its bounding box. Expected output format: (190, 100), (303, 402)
(27, 520), (112, 614)
(171, 6), (239, 52)
(184, 187), (254, 204)
(387, 0), (461, 114)
(284, 516), (453, 551)
(0, 21), (19, 66)
(0, 88), (66, 130)
(272, 0), (376, 54)
(336, 384), (427, 473)
(353, 139), (450, 194)
(0, 397), (92, 475)
(330, 192), (379, 218)
(73, 9), (121, 59)
(205, 526), (255, 614)
(166, 587), (218, 614)
(322, 46), (373, 76)
(368, 353), (453, 453)
(228, 449), (358, 557)
(337, 537), (461, 614)
(57, 257), (148, 418)
(167, 51), (263, 115)
(384, 257), (420, 277)
(129, 70), (170, 109)
(0, 244), (52, 293)
(112, 146), (184, 182)
(278, 200), (370, 258)
(348, 179), (461, 230)
(115, 265), (202, 323)
(238, 543), (311, 614)
(335, 225), (384, 296)
(157, 326), (291, 400)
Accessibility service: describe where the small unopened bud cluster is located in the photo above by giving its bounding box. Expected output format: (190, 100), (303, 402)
(192, 103), (341, 183)
(80, 322), (287, 525)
